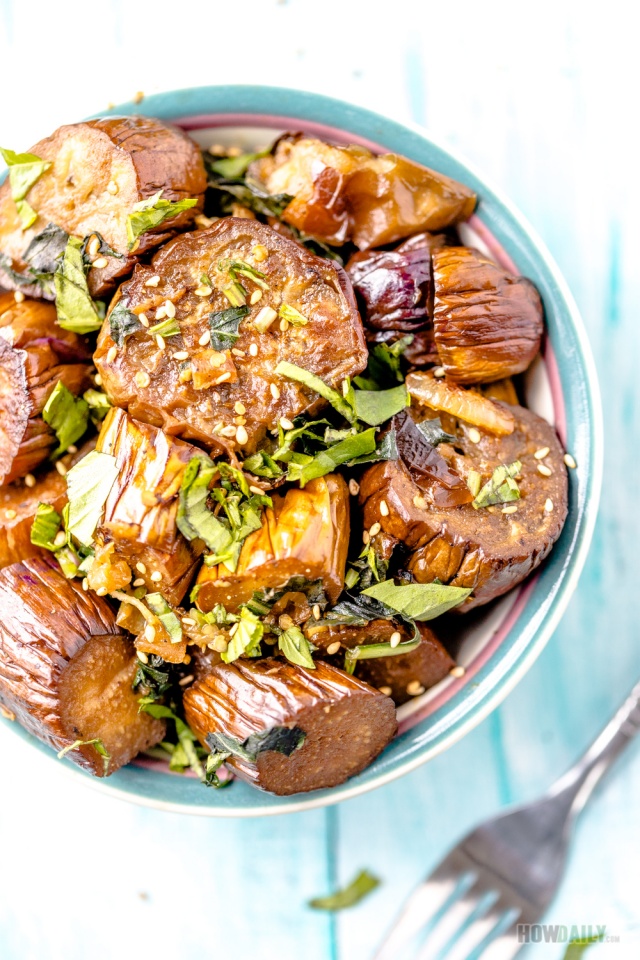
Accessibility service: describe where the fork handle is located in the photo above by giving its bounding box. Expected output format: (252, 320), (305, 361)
(550, 679), (640, 817)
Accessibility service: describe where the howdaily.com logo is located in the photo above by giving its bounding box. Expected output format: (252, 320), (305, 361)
(517, 924), (618, 944)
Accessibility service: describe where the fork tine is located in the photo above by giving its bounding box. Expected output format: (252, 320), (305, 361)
(372, 868), (472, 960)
(414, 884), (498, 960)
(443, 901), (521, 960)
(466, 915), (523, 960)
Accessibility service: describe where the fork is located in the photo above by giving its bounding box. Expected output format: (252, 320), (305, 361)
(374, 680), (640, 960)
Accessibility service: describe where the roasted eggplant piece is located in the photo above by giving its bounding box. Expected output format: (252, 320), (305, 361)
(94, 218), (367, 452)
(195, 473), (349, 611)
(0, 293), (92, 484)
(0, 556), (164, 774)
(432, 247), (543, 384)
(360, 404), (568, 610)
(0, 116), (206, 298)
(183, 657), (397, 795)
(306, 619), (454, 705)
(250, 135), (476, 249)
(91, 407), (203, 605)
(346, 245), (432, 332)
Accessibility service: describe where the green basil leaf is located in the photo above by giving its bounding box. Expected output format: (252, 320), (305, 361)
(355, 336), (414, 390)
(473, 461), (522, 509)
(278, 303), (308, 326)
(55, 236), (105, 333)
(278, 625), (316, 669)
(222, 259), (269, 291)
(0, 147), (51, 227)
(466, 469), (482, 497)
(207, 151), (267, 179)
(79, 232), (124, 264)
(23, 222), (68, 274)
(42, 381), (89, 457)
(145, 593), (183, 643)
(65, 450), (118, 547)
(140, 702), (204, 780)
(288, 428), (378, 486)
(208, 305), (249, 349)
(362, 580), (472, 620)
(206, 725), (306, 763)
(241, 450), (283, 479)
(205, 168), (293, 219)
(148, 316), (180, 338)
(352, 384), (409, 426)
(177, 455), (232, 552)
(30, 502), (62, 551)
(55, 544), (82, 579)
(309, 870), (380, 911)
(133, 654), (175, 699)
(343, 636), (421, 675)
(57, 737), (110, 775)
(221, 606), (264, 663)
(83, 388), (111, 423)
(416, 417), (456, 446)
(126, 191), (198, 249)
(108, 298), (142, 346)
(275, 361), (357, 423)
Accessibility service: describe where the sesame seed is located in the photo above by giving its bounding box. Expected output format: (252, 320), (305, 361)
(413, 494), (426, 509)
(252, 244), (268, 262)
(209, 351), (226, 367)
(433, 366), (446, 378)
(155, 335), (166, 351)
(106, 346), (117, 363)
(92, 257), (108, 269)
(144, 624), (156, 642)
(234, 401), (246, 414)
(279, 417), (294, 430)
(450, 665), (465, 678)
(564, 453), (577, 469)
(55, 461), (67, 476)
(231, 348), (245, 357)
(181, 617), (196, 626)
(378, 686), (393, 696)
(229, 622), (239, 637)
(468, 427), (481, 443)
(407, 680), (426, 696)
(164, 300), (176, 318)
(150, 571), (162, 582)
(24, 474), (36, 488)
(178, 674), (194, 686)
(249, 343), (258, 357)
(534, 446), (550, 460)
(342, 379), (350, 397)
(544, 498), (554, 513)
(279, 318), (290, 332)
(96, 587), (107, 596)
(348, 479), (360, 496)
(236, 425), (249, 445)
(195, 285), (211, 297)
(137, 650), (149, 664)
(380, 499), (389, 517)
(173, 350), (189, 361)
(144, 275), (160, 288)
(82, 578), (89, 592)
(107, 180), (118, 195)
(211, 636), (229, 653)
(133, 578), (145, 587)
(537, 463), (552, 477)
(198, 331), (211, 346)
(135, 371), (150, 388)
(220, 425), (237, 438)
(4, 509), (17, 520)
(13, 290), (25, 303)
(254, 305), (277, 331)
(249, 485), (263, 495)
(68, 445), (77, 454)
(390, 631), (402, 648)
(214, 372), (232, 385)
(502, 504), (518, 514)
(270, 383), (280, 400)
(94, 374), (103, 386)
(87, 236), (101, 258)
(201, 624), (216, 637)
(313, 604), (321, 620)
(136, 562), (147, 574)
(362, 530), (370, 545)
(326, 641), (341, 655)
(53, 530), (66, 547)
(278, 614), (294, 630)
(250, 289), (263, 305)
(235, 416), (246, 425)
(155, 306), (167, 321)
(369, 522), (381, 537)
(138, 312), (149, 327)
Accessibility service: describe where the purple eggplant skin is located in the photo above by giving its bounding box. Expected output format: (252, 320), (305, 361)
(0, 556), (165, 775)
(346, 246), (432, 332)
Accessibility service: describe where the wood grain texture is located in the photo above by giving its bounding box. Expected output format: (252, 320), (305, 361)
(0, 2), (638, 958)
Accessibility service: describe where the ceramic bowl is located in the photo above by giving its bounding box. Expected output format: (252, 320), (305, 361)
(1, 86), (603, 815)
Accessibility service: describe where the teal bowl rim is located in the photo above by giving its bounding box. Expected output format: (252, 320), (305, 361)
(1, 85), (603, 816)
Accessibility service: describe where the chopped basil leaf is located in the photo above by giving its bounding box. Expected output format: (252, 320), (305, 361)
(416, 417), (456, 446)
(0, 252), (53, 294)
(344, 636), (421, 675)
(242, 450), (283, 479)
(42, 381), (89, 456)
(352, 383), (409, 426)
(206, 168), (293, 219)
(279, 303), (308, 326)
(273, 418), (330, 462)
(177, 455), (233, 554)
(55, 236), (105, 333)
(65, 450), (118, 547)
(473, 461), (522, 508)
(83, 388), (111, 423)
(278, 626), (316, 669)
(145, 593), (183, 643)
(139, 702), (204, 779)
(79, 232), (123, 264)
(466, 469), (482, 497)
(148, 316), (180, 338)
(275, 361), (357, 423)
(288, 428), (378, 486)
(133, 654), (175, 699)
(55, 544), (82, 579)
(355, 337), (414, 390)
(221, 606), (264, 663)
(221, 259), (269, 291)
(126, 191), (198, 249)
(208, 305), (249, 350)
(108, 298), (142, 346)
(322, 592), (395, 627)
(206, 724), (306, 763)
(57, 737), (110, 775)
(30, 503), (62, 551)
(309, 870), (380, 911)
(0, 147), (51, 228)
(23, 222), (68, 274)
(362, 580), (472, 620)
(207, 150), (267, 179)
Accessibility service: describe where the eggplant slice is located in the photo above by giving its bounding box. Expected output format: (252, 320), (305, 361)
(184, 657), (397, 795)
(0, 556), (165, 774)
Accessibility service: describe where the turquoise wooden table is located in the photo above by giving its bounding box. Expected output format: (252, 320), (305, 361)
(0, 3), (638, 958)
